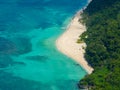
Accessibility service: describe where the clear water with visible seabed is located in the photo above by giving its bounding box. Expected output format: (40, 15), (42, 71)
(0, 0), (88, 90)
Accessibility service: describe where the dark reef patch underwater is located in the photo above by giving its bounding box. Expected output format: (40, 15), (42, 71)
(0, 0), (88, 89)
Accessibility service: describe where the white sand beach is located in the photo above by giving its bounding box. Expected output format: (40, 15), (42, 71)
(56, 11), (94, 74)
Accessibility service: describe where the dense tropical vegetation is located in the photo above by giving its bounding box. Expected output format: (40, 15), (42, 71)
(79, 0), (120, 89)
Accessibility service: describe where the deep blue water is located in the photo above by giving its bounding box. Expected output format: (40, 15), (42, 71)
(0, 0), (88, 90)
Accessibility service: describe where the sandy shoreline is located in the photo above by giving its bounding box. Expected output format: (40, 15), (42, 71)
(56, 11), (94, 74)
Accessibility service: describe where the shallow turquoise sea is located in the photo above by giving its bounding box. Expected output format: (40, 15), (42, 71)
(0, 0), (88, 90)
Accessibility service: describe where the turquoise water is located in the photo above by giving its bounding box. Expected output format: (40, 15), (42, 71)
(0, 0), (88, 90)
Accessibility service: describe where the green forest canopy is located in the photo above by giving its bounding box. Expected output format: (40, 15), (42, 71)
(79, 0), (120, 90)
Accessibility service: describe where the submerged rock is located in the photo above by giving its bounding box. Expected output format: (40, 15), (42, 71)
(25, 55), (48, 62)
(0, 37), (16, 54)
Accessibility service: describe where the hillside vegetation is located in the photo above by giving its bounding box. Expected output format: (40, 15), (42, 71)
(79, 0), (120, 89)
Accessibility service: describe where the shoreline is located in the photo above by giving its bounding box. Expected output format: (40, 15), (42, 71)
(56, 4), (93, 74)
